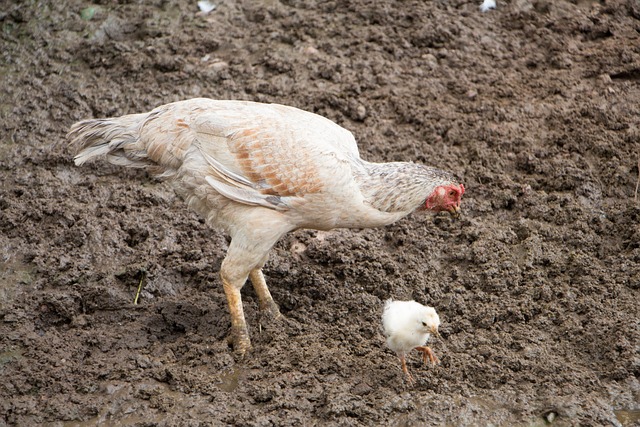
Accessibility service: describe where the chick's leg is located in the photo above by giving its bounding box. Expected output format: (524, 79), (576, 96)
(400, 354), (415, 385)
(415, 346), (439, 365)
(249, 268), (281, 319)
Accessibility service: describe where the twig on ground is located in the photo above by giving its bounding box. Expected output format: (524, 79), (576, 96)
(635, 157), (640, 202)
(134, 271), (146, 305)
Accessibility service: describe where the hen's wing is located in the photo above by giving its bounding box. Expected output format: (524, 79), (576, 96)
(141, 99), (361, 211)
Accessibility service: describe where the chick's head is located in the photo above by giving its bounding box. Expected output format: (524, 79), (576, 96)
(416, 306), (440, 336)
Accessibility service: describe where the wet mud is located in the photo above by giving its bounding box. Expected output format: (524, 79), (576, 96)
(1, 0), (639, 425)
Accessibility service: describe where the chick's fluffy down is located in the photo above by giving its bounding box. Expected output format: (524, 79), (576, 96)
(382, 300), (440, 355)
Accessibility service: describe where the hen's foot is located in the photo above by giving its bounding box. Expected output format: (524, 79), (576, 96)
(259, 300), (282, 321)
(227, 326), (252, 357)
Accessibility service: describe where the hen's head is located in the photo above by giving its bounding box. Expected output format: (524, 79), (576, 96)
(424, 183), (465, 217)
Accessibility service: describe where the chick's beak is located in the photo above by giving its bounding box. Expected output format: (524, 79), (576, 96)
(430, 326), (441, 338)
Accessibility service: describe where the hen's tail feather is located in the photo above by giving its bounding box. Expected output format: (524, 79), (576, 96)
(67, 113), (151, 168)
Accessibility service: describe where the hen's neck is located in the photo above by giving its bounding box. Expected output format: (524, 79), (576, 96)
(355, 160), (456, 214)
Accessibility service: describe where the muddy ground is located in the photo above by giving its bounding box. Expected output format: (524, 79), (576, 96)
(1, 0), (639, 425)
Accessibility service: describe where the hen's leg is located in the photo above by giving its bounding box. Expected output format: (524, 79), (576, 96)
(218, 214), (292, 356)
(220, 269), (252, 356)
(219, 240), (256, 356)
(249, 269), (281, 319)
(415, 346), (439, 365)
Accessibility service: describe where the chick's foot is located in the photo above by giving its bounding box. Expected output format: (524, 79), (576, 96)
(415, 346), (439, 365)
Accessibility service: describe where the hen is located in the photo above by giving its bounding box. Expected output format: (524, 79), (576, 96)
(68, 98), (464, 355)
(382, 299), (441, 384)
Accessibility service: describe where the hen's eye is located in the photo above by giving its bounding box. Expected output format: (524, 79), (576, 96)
(449, 190), (456, 196)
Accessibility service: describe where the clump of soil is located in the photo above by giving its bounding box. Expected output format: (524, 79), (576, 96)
(1, 0), (639, 425)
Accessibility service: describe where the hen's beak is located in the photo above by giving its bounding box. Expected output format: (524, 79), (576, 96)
(448, 205), (461, 219)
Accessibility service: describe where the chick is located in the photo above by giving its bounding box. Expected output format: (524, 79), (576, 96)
(382, 299), (441, 384)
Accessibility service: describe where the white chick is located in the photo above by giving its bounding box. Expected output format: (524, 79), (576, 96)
(382, 299), (441, 384)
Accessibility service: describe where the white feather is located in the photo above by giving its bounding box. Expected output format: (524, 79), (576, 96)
(480, 0), (496, 12)
(204, 176), (290, 210)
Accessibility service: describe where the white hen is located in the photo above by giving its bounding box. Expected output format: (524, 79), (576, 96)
(383, 299), (441, 384)
(68, 99), (464, 356)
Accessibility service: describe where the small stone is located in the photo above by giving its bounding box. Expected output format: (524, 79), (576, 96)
(303, 46), (320, 56)
(80, 7), (97, 21)
(599, 73), (612, 85)
(210, 61), (229, 71)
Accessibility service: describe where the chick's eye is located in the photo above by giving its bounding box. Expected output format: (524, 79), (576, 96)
(421, 321), (427, 327)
